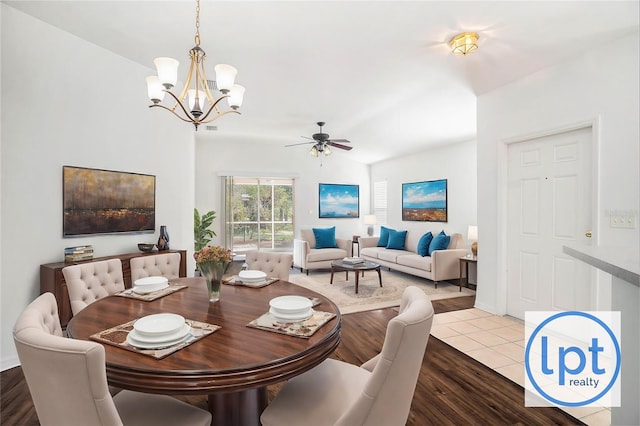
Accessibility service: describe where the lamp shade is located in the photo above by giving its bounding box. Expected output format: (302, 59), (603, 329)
(214, 64), (237, 93)
(364, 215), (377, 225)
(227, 84), (245, 110)
(468, 225), (478, 256)
(146, 76), (165, 103)
(188, 89), (207, 112)
(154, 57), (179, 89)
(467, 225), (478, 241)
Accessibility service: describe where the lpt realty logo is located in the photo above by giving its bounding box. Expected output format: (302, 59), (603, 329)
(524, 311), (621, 408)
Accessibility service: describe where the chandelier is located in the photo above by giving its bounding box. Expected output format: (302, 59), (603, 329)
(146, 0), (245, 130)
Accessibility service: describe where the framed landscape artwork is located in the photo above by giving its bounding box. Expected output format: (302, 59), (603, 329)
(63, 166), (156, 236)
(318, 183), (359, 218)
(402, 179), (448, 222)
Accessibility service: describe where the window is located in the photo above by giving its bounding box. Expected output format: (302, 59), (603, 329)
(373, 180), (387, 226)
(223, 177), (294, 253)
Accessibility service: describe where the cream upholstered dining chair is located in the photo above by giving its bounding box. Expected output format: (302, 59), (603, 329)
(245, 250), (293, 281)
(130, 252), (181, 281)
(260, 286), (434, 426)
(62, 259), (125, 316)
(13, 292), (212, 426)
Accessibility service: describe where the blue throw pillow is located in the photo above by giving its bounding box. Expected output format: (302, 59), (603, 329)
(417, 232), (433, 256)
(386, 229), (407, 250)
(313, 227), (338, 249)
(428, 230), (450, 255)
(377, 226), (393, 247)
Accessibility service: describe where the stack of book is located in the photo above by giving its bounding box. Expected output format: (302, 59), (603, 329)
(343, 257), (365, 265)
(64, 245), (94, 262)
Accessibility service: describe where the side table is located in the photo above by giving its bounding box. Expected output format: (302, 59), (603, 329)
(459, 256), (477, 292)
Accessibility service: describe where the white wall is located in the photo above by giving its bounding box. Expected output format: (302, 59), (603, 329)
(195, 135), (371, 242)
(476, 32), (640, 315)
(369, 139), (478, 247)
(1, 5), (195, 369)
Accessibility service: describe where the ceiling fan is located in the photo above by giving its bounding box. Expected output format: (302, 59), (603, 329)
(286, 122), (352, 157)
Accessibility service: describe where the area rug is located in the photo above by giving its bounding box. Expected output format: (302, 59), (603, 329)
(287, 269), (475, 314)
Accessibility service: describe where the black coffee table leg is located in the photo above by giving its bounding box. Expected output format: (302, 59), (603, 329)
(377, 267), (382, 287)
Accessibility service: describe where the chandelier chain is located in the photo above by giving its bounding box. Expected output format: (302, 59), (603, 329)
(194, 0), (201, 46)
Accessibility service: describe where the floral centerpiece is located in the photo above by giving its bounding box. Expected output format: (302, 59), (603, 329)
(194, 245), (232, 302)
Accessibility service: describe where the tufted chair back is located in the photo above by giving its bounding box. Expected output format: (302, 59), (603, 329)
(245, 250), (293, 281)
(13, 292), (212, 426)
(130, 253), (181, 281)
(62, 259), (125, 316)
(261, 286), (434, 426)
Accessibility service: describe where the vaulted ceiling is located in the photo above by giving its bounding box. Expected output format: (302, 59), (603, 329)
(5, 1), (639, 163)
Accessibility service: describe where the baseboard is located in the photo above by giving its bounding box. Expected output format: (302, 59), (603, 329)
(1, 355), (20, 372)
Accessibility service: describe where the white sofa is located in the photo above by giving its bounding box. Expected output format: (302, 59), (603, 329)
(359, 231), (467, 288)
(293, 229), (352, 274)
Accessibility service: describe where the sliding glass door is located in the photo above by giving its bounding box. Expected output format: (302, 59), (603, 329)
(225, 177), (294, 253)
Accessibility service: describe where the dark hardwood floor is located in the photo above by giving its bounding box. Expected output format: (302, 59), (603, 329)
(1, 296), (583, 425)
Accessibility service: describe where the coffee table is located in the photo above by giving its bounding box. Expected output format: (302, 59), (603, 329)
(330, 259), (382, 294)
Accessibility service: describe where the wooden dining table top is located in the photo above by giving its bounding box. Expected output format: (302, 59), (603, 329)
(66, 277), (342, 395)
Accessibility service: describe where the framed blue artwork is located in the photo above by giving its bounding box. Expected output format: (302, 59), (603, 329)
(318, 183), (359, 218)
(402, 179), (447, 222)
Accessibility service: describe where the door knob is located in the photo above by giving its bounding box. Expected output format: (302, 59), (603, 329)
(585, 231), (592, 238)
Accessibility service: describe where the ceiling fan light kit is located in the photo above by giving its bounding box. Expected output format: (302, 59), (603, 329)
(146, 0), (245, 130)
(449, 32), (479, 55)
(287, 121), (353, 159)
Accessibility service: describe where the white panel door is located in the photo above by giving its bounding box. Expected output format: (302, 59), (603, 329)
(507, 127), (593, 319)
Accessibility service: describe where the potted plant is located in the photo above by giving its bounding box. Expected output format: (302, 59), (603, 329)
(194, 208), (217, 251)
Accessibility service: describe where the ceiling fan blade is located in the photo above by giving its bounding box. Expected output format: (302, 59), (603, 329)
(301, 136), (313, 140)
(327, 142), (353, 151)
(327, 138), (350, 143)
(285, 141), (315, 147)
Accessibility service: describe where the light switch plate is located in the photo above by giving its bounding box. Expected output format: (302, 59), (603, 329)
(610, 212), (637, 229)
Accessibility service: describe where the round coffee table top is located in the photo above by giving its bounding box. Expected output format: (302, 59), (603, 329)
(331, 259), (380, 270)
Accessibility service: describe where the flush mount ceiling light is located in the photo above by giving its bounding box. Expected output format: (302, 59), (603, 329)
(449, 32), (479, 55)
(146, 0), (245, 130)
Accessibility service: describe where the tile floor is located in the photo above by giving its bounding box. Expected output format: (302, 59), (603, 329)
(431, 308), (611, 426)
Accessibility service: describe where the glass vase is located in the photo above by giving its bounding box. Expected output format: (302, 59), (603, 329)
(199, 262), (228, 302)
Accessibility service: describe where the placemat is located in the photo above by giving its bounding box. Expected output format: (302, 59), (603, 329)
(223, 276), (280, 288)
(115, 283), (187, 301)
(90, 318), (220, 359)
(247, 310), (336, 338)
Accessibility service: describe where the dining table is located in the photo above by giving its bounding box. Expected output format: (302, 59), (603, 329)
(66, 276), (342, 426)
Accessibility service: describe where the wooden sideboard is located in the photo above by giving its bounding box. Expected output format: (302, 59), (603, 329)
(40, 249), (187, 328)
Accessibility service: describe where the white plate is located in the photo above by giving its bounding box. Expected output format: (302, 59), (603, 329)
(269, 295), (313, 314)
(239, 270), (267, 282)
(134, 276), (169, 287)
(132, 283), (169, 294)
(128, 324), (191, 344)
(133, 313), (185, 336)
(126, 330), (191, 349)
(269, 308), (313, 322)
(133, 276), (169, 293)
